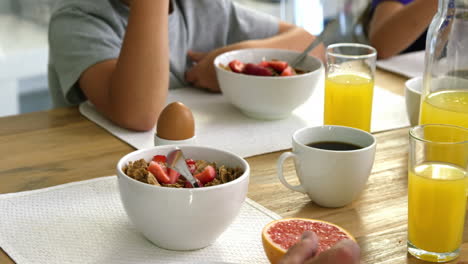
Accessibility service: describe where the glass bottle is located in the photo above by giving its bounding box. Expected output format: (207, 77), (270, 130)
(419, 0), (468, 129)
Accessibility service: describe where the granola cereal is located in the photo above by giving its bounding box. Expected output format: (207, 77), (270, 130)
(123, 156), (243, 188)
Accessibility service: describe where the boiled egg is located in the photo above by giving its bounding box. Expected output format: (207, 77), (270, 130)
(156, 102), (195, 140)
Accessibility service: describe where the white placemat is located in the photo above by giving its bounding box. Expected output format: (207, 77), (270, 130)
(79, 85), (409, 158)
(0, 176), (280, 264)
(376, 50), (425, 78)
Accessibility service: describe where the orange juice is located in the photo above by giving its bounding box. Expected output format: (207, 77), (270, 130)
(324, 74), (374, 132)
(419, 90), (468, 128)
(408, 162), (467, 258)
(419, 90), (468, 166)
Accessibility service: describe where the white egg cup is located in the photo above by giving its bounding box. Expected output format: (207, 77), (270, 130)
(154, 134), (197, 146)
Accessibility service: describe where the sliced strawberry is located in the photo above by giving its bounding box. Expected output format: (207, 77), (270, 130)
(187, 164), (197, 174)
(258, 61), (270, 67)
(243, 63), (274, 76)
(228, 60), (245, 73)
(281, 66), (296, 76)
(267, 60), (288, 73)
(152, 155), (167, 163)
(185, 159), (197, 174)
(194, 165), (216, 184)
(148, 161), (171, 184)
(167, 168), (180, 184)
(185, 159), (196, 165)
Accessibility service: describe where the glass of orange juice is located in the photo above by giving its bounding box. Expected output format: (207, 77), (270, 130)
(408, 124), (468, 262)
(324, 43), (377, 132)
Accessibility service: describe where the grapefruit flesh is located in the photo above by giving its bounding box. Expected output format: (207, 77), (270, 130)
(262, 218), (355, 264)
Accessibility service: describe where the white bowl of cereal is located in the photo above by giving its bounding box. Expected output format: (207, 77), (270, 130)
(214, 48), (324, 120)
(116, 145), (250, 251)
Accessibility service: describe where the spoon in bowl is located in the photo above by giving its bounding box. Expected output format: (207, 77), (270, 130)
(290, 32), (325, 69)
(166, 147), (201, 188)
(290, 21), (335, 69)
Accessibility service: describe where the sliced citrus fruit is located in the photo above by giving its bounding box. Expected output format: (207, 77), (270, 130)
(262, 218), (355, 264)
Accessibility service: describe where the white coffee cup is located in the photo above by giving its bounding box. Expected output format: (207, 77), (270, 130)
(277, 125), (377, 208)
(405, 77), (422, 127)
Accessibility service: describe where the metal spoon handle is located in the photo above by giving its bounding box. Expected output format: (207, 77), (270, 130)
(291, 31), (325, 68)
(167, 148), (200, 188)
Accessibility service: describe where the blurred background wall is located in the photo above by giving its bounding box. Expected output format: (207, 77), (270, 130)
(0, 0), (369, 117)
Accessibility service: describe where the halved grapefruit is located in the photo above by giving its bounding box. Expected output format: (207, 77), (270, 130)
(262, 218), (355, 264)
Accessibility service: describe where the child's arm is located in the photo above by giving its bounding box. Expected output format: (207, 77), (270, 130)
(255, 22), (325, 61)
(79, 0), (170, 131)
(369, 0), (437, 59)
(185, 22), (324, 92)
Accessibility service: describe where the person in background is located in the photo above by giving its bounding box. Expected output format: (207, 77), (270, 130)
(48, 0), (324, 131)
(362, 0), (437, 59)
(279, 231), (361, 264)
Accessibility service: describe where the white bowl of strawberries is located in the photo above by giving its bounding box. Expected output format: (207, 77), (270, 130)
(117, 145), (250, 251)
(214, 48), (323, 120)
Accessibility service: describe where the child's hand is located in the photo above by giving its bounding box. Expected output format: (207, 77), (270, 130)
(279, 231), (360, 264)
(185, 50), (221, 93)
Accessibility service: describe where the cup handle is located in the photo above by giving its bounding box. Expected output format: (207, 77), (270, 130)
(277, 152), (307, 194)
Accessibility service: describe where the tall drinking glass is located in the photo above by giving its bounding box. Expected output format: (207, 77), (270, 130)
(408, 124), (468, 262)
(419, 0), (468, 129)
(324, 43), (377, 132)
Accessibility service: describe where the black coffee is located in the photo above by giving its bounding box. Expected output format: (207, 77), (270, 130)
(307, 141), (362, 151)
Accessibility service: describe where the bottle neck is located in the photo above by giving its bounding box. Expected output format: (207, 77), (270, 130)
(437, 0), (451, 14)
(436, 0), (459, 30)
(423, 0), (468, 99)
(439, 0), (468, 11)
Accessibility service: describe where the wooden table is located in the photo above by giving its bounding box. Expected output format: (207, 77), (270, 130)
(1, 70), (466, 264)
